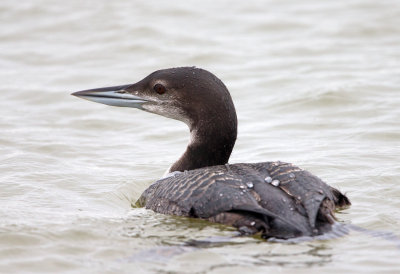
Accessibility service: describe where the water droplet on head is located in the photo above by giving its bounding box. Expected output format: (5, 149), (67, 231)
(250, 221), (256, 226)
(239, 185), (245, 189)
(289, 173), (295, 179)
(219, 193), (223, 197)
(318, 189), (324, 194)
(246, 182), (254, 189)
(271, 179), (280, 186)
(265, 176), (272, 183)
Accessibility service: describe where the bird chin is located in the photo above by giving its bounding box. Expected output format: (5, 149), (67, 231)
(142, 103), (192, 126)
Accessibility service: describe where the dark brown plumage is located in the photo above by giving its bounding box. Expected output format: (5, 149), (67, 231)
(138, 161), (350, 239)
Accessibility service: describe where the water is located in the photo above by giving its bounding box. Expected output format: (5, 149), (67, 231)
(1, 0), (400, 272)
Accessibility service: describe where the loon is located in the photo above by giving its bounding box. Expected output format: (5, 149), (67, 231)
(72, 67), (350, 239)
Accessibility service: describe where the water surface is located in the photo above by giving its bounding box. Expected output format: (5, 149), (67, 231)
(1, 0), (400, 273)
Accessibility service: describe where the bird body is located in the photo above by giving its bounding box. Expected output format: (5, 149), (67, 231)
(72, 67), (350, 239)
(138, 161), (349, 238)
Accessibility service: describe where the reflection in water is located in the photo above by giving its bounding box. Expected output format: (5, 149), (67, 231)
(124, 234), (334, 268)
(252, 244), (333, 267)
(121, 213), (336, 268)
(120, 214), (400, 271)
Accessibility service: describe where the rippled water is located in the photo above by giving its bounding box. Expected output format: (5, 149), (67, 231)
(1, 0), (400, 273)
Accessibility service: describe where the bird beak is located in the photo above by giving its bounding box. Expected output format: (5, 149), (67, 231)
(71, 84), (149, 109)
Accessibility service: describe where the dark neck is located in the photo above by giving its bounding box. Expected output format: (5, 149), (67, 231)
(169, 115), (237, 172)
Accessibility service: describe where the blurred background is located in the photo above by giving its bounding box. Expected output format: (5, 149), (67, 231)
(1, 0), (399, 273)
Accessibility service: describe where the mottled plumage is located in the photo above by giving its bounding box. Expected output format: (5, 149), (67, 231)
(138, 161), (350, 239)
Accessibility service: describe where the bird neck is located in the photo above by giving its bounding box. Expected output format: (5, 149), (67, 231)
(169, 115), (237, 172)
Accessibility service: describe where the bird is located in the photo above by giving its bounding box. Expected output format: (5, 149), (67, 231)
(72, 67), (350, 239)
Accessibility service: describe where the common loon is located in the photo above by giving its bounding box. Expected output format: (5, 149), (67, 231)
(72, 67), (350, 239)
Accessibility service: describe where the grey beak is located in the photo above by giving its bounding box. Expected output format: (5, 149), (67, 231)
(71, 84), (149, 109)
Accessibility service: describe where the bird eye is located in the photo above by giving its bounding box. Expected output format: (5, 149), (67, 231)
(153, 83), (166, 95)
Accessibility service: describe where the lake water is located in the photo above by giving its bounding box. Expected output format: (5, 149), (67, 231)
(1, 0), (400, 273)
